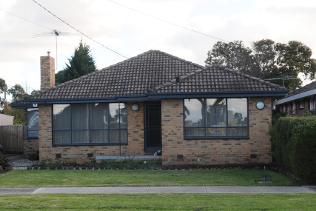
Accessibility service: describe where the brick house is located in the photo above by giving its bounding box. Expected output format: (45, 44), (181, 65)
(276, 81), (316, 116)
(15, 50), (287, 166)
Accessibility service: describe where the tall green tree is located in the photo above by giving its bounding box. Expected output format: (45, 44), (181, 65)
(7, 84), (27, 102)
(56, 41), (96, 84)
(206, 41), (260, 77)
(205, 40), (316, 91)
(1, 83), (26, 124)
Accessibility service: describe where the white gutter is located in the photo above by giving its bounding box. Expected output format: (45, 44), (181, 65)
(276, 89), (316, 105)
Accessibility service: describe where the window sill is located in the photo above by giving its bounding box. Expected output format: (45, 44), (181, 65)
(52, 143), (128, 147)
(26, 137), (39, 140)
(184, 136), (249, 140)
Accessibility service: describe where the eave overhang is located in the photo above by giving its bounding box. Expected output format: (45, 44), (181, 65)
(12, 91), (287, 108)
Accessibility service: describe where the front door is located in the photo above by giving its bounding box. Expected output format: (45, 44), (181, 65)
(144, 101), (162, 153)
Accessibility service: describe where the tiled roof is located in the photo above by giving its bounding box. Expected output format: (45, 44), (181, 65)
(288, 81), (316, 96)
(31, 50), (286, 103)
(154, 67), (286, 95)
(276, 81), (316, 105)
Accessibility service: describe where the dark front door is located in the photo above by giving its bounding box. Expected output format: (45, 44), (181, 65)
(144, 101), (162, 153)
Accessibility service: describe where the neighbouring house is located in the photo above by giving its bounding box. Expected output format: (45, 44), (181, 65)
(276, 81), (316, 116)
(0, 113), (14, 126)
(13, 50), (287, 166)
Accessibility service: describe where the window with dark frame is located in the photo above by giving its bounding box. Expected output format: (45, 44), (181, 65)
(52, 103), (127, 146)
(184, 98), (248, 139)
(26, 108), (39, 139)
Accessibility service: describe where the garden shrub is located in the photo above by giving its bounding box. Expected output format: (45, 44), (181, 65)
(271, 116), (316, 183)
(38, 159), (162, 170)
(0, 151), (8, 171)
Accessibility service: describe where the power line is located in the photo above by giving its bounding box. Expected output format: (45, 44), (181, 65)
(0, 8), (51, 30)
(31, 0), (127, 58)
(106, 0), (226, 42)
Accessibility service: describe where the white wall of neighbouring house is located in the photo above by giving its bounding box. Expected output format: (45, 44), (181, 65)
(0, 113), (14, 126)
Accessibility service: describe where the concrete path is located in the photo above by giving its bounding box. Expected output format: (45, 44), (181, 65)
(0, 188), (37, 195)
(0, 186), (315, 195)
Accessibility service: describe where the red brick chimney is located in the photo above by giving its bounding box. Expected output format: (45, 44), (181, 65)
(40, 51), (55, 91)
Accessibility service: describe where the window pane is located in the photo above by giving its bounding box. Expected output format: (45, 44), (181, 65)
(27, 109), (39, 138)
(53, 104), (71, 130)
(206, 128), (226, 136)
(90, 103), (108, 129)
(206, 98), (226, 127)
(184, 128), (205, 137)
(54, 131), (71, 145)
(72, 130), (89, 144)
(184, 99), (204, 127)
(72, 104), (89, 130)
(227, 98), (248, 127)
(90, 130), (108, 143)
(120, 130), (128, 144)
(119, 103), (128, 129)
(109, 103), (120, 129)
(227, 127), (248, 137)
(109, 130), (120, 143)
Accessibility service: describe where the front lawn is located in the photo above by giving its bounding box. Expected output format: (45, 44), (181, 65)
(0, 169), (293, 187)
(0, 194), (315, 210)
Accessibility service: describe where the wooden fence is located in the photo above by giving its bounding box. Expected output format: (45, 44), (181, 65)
(0, 125), (24, 153)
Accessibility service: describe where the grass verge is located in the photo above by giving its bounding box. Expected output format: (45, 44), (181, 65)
(0, 194), (315, 210)
(0, 168), (293, 187)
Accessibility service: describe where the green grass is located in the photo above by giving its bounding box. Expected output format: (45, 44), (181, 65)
(0, 169), (293, 187)
(0, 194), (315, 210)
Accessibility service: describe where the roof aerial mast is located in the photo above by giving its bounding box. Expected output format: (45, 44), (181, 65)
(35, 29), (75, 70)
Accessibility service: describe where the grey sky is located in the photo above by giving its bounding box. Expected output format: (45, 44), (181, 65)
(0, 0), (315, 93)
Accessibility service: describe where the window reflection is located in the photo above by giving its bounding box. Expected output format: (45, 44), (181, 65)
(27, 109), (39, 139)
(227, 98), (248, 127)
(184, 99), (204, 127)
(53, 103), (127, 145)
(184, 98), (248, 138)
(206, 98), (226, 127)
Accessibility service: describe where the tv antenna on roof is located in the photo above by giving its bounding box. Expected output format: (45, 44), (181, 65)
(34, 29), (76, 70)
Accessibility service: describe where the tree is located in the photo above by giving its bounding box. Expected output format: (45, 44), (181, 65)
(56, 41), (96, 84)
(7, 84), (27, 102)
(0, 78), (7, 109)
(206, 41), (260, 77)
(30, 90), (41, 97)
(2, 104), (25, 125)
(205, 40), (316, 91)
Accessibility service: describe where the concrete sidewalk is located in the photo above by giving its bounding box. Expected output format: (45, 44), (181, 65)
(0, 186), (315, 195)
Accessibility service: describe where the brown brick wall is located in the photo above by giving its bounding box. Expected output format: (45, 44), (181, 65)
(39, 98), (272, 166)
(38, 103), (144, 164)
(161, 98), (272, 166)
(24, 139), (38, 157)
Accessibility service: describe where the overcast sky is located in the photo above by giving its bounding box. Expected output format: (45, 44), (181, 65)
(0, 0), (315, 93)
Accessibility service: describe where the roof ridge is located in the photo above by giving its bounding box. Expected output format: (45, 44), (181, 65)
(153, 67), (205, 92)
(150, 49), (205, 69)
(221, 67), (287, 91)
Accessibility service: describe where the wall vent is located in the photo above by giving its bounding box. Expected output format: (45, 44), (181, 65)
(177, 154), (184, 161)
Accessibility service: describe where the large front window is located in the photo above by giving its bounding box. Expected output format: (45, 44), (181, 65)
(184, 98), (248, 139)
(53, 103), (127, 146)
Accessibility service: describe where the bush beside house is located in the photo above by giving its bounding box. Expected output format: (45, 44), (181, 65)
(0, 145), (8, 171)
(271, 116), (316, 183)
